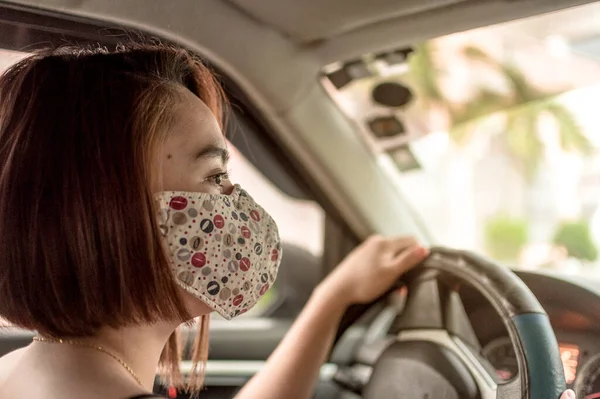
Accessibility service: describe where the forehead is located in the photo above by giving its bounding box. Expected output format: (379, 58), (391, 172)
(164, 88), (225, 152)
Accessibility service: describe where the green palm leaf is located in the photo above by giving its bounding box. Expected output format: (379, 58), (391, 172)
(406, 42), (447, 108)
(407, 42), (592, 177)
(449, 89), (508, 144)
(504, 103), (544, 179)
(544, 102), (593, 154)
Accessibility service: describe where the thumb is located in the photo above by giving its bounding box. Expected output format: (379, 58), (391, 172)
(560, 390), (576, 399)
(390, 245), (429, 274)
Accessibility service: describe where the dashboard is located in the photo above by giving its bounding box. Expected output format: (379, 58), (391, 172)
(482, 337), (594, 392)
(462, 270), (600, 399)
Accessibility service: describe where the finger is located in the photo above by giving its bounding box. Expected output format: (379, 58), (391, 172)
(389, 244), (429, 273)
(560, 389), (576, 399)
(386, 236), (418, 252)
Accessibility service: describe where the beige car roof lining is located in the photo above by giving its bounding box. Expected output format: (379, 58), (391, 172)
(227, 0), (467, 43)
(1, 0), (595, 240)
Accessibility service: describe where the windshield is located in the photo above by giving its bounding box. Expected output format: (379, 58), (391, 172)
(322, 3), (600, 280)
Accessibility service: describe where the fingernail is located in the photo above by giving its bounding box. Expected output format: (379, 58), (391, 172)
(564, 389), (576, 399)
(417, 246), (429, 257)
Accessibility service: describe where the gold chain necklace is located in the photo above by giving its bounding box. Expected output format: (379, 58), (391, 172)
(32, 336), (143, 386)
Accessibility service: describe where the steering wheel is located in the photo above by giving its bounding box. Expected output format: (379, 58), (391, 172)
(336, 247), (567, 399)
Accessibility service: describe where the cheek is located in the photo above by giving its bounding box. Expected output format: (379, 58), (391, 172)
(160, 158), (197, 192)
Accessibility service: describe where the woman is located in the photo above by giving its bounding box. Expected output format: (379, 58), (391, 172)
(0, 44), (575, 399)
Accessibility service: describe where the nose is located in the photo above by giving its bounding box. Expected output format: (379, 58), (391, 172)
(223, 181), (235, 195)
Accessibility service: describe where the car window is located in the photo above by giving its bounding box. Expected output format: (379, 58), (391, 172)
(0, 48), (325, 322)
(0, 48), (26, 70)
(322, 3), (600, 280)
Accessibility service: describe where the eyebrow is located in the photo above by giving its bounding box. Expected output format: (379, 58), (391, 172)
(195, 145), (230, 164)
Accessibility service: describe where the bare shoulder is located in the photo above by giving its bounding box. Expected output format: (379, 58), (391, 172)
(0, 347), (26, 398)
(0, 346), (25, 373)
(0, 345), (146, 399)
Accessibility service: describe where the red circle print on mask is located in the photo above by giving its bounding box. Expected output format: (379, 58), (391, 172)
(260, 284), (269, 296)
(271, 249), (279, 262)
(170, 196), (188, 210)
(250, 210), (260, 221)
(233, 295), (244, 306)
(241, 226), (251, 238)
(214, 215), (225, 229)
(240, 257), (251, 272)
(191, 252), (207, 268)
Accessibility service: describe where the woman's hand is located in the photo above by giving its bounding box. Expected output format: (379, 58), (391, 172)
(561, 390), (576, 399)
(318, 235), (428, 307)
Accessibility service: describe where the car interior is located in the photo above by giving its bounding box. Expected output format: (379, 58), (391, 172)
(1, 0), (600, 398)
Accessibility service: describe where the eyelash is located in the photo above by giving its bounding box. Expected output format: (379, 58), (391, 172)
(206, 172), (230, 187)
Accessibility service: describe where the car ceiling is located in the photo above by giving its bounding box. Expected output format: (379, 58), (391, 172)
(5, 0), (596, 98)
(1, 0), (598, 241)
(226, 0), (595, 63)
(4, 0), (592, 121)
(228, 0), (467, 42)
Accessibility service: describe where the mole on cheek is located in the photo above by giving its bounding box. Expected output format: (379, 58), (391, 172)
(167, 154), (172, 160)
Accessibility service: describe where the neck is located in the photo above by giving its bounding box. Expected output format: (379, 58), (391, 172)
(31, 296), (212, 392)
(85, 321), (180, 389)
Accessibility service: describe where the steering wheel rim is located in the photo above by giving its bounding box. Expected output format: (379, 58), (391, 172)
(346, 247), (567, 399)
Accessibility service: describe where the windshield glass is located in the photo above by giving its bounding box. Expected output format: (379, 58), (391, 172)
(322, 3), (600, 279)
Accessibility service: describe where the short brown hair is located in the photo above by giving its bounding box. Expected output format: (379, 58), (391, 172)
(0, 43), (226, 390)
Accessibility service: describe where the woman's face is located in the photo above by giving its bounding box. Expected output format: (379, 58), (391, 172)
(156, 88), (233, 317)
(158, 88), (232, 195)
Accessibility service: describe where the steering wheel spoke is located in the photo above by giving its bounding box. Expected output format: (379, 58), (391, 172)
(392, 269), (444, 331)
(397, 329), (498, 399)
(440, 284), (481, 351)
(391, 268), (481, 350)
(338, 328), (522, 399)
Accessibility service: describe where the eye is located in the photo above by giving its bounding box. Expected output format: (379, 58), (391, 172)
(206, 172), (229, 187)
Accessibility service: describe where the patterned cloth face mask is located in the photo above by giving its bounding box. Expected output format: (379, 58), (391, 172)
(156, 185), (281, 320)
